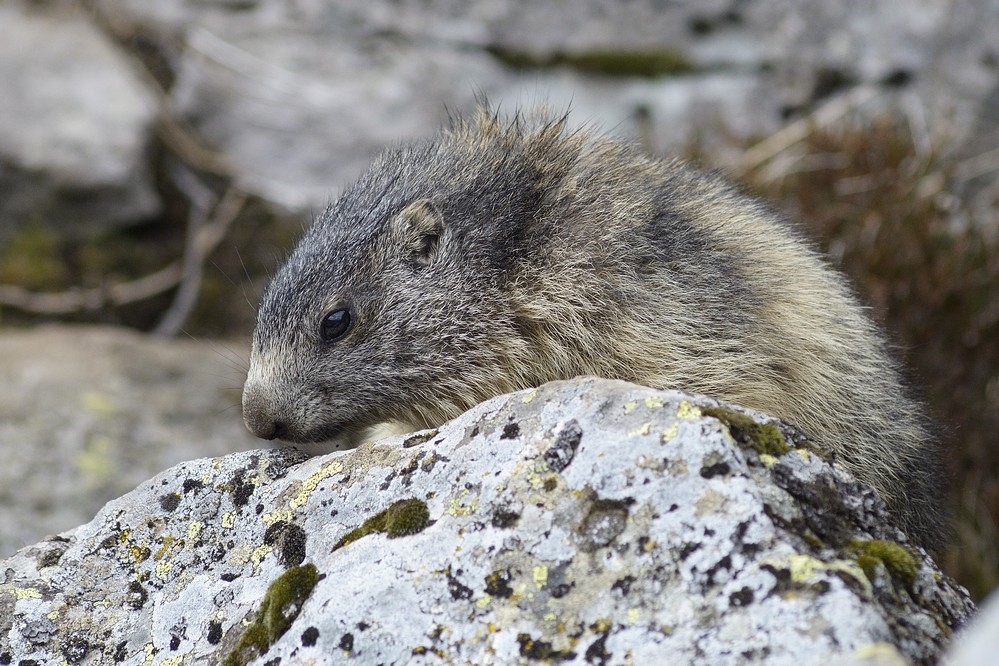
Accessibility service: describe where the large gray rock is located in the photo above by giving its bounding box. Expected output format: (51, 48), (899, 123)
(0, 325), (260, 559)
(0, 379), (973, 664)
(0, 1), (159, 240)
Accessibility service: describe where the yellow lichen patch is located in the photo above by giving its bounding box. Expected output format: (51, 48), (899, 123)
(626, 608), (640, 624)
(644, 395), (665, 409)
(676, 401), (702, 420)
(80, 391), (116, 417)
(627, 422), (652, 437)
(660, 423), (679, 443)
(521, 389), (538, 403)
(155, 562), (174, 579)
(759, 453), (779, 467)
(533, 565), (548, 589)
(188, 521), (204, 540)
(290, 460), (344, 510)
(251, 544), (274, 568)
(153, 535), (176, 561)
(623, 400), (639, 414)
(13, 587), (42, 600)
(262, 509), (293, 527)
(787, 554), (871, 595)
(476, 595), (492, 609)
(222, 512), (236, 529)
(159, 657), (183, 666)
(447, 491), (478, 517)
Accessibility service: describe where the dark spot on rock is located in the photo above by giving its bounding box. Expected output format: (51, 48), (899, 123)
(113, 641), (127, 662)
(230, 471), (254, 507)
(678, 542), (701, 560)
(0, 653), (9, 666)
(611, 575), (637, 595)
(550, 583), (572, 598)
(338, 633), (354, 652)
(484, 569), (514, 598)
(37, 537), (70, 568)
(729, 586), (754, 606)
(584, 633), (611, 665)
(159, 493), (182, 512)
(127, 581), (147, 610)
(207, 621), (223, 645)
(544, 420), (583, 472)
(501, 422), (521, 439)
(771, 464), (859, 547)
(543, 477), (558, 491)
(182, 478), (204, 494)
(169, 635), (180, 651)
(446, 568), (474, 600)
(576, 498), (630, 552)
(62, 634), (90, 663)
(263, 658), (280, 666)
(356, 621), (370, 631)
(256, 504), (265, 515)
(301, 626), (319, 647)
(688, 15), (714, 35)
(404, 430), (437, 447)
(264, 521), (308, 567)
(699, 460), (731, 479)
(517, 633), (575, 661)
(18, 660), (40, 666)
(705, 555), (733, 585)
(221, 572), (240, 582)
(882, 68), (912, 87)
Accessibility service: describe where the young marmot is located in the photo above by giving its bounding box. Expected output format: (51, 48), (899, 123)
(242, 107), (946, 552)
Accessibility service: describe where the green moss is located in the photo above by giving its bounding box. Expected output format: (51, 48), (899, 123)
(333, 498), (430, 551)
(487, 46), (694, 78)
(701, 406), (790, 456)
(849, 539), (919, 587)
(0, 223), (68, 288)
(223, 562), (319, 666)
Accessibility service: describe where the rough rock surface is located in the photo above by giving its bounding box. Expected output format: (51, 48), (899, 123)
(0, 379), (973, 664)
(0, 1), (159, 241)
(0, 325), (259, 558)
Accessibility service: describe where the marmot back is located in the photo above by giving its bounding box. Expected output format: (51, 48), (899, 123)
(242, 108), (947, 553)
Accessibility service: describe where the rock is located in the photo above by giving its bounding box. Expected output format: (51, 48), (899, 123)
(944, 589), (999, 665)
(0, 1), (160, 241)
(88, 0), (999, 215)
(0, 378), (973, 664)
(0, 325), (260, 559)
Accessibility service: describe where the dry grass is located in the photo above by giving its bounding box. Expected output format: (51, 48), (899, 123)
(735, 116), (999, 601)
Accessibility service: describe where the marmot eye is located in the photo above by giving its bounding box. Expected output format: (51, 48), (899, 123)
(320, 308), (351, 342)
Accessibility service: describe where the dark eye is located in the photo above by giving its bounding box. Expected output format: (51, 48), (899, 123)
(319, 307), (351, 342)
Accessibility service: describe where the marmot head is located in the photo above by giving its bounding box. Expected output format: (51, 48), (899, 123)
(242, 111), (578, 446)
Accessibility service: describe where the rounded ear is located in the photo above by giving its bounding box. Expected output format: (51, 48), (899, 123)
(392, 198), (443, 266)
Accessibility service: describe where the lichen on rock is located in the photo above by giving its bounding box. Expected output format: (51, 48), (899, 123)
(0, 378), (974, 664)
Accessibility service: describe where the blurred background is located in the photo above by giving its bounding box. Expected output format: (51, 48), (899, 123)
(0, 0), (997, 602)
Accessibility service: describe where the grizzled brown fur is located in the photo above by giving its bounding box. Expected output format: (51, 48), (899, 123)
(243, 108), (947, 552)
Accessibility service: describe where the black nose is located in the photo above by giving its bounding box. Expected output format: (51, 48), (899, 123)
(253, 420), (289, 441)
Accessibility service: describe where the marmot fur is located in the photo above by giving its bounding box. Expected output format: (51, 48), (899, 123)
(242, 107), (946, 552)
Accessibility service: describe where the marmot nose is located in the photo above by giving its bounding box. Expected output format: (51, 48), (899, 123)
(242, 388), (291, 441)
(253, 420), (289, 441)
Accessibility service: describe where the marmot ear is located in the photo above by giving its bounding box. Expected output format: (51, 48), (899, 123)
(392, 198), (443, 266)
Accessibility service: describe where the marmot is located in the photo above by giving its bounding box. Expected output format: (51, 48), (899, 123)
(242, 107), (946, 553)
